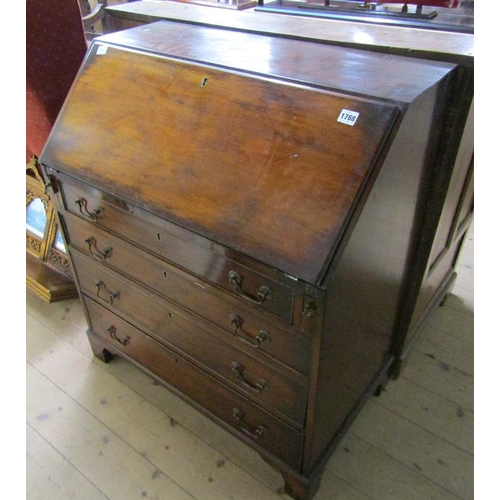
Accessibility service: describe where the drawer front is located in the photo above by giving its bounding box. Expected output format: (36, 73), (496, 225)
(55, 172), (294, 323)
(73, 249), (308, 425)
(64, 212), (311, 375)
(84, 297), (304, 470)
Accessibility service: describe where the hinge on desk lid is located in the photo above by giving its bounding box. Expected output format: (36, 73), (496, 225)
(44, 169), (60, 195)
(302, 295), (317, 318)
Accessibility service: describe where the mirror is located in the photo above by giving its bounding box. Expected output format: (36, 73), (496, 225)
(26, 197), (48, 239)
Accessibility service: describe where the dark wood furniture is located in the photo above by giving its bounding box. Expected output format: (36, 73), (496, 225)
(104, 0), (474, 379)
(40, 22), (458, 499)
(255, 0), (474, 34)
(104, 0), (474, 61)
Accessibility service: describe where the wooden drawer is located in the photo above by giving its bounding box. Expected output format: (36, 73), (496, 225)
(63, 211), (312, 374)
(73, 249), (308, 425)
(53, 171), (295, 323)
(84, 296), (304, 470)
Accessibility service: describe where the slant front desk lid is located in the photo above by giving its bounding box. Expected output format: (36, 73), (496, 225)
(41, 21), (454, 285)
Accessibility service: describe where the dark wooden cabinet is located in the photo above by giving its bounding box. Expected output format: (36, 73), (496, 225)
(389, 67), (474, 377)
(41, 22), (458, 499)
(104, 1), (475, 382)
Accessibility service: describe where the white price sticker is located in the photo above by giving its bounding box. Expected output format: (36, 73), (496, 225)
(337, 109), (359, 127)
(96, 45), (108, 55)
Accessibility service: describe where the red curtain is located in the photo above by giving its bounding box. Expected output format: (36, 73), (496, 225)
(26, 0), (88, 162)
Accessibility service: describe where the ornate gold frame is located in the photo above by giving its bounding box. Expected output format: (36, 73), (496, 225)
(26, 156), (77, 302)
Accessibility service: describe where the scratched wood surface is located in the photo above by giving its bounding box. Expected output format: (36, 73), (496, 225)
(41, 21), (458, 284)
(25, 221), (473, 499)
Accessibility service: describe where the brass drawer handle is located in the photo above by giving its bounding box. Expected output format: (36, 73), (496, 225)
(85, 237), (112, 261)
(229, 314), (269, 348)
(231, 362), (268, 393)
(232, 408), (267, 440)
(75, 197), (102, 221)
(228, 271), (271, 305)
(95, 281), (120, 305)
(107, 325), (130, 346)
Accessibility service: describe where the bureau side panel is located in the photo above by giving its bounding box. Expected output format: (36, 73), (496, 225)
(405, 97), (474, 354)
(389, 68), (474, 376)
(303, 80), (450, 474)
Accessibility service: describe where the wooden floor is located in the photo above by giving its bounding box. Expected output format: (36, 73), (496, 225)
(26, 224), (474, 500)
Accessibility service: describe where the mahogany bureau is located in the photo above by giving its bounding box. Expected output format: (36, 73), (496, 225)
(40, 22), (456, 499)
